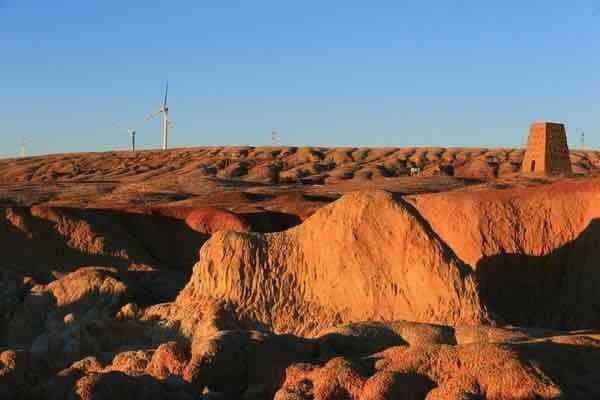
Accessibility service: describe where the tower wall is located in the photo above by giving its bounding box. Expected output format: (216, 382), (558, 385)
(521, 122), (572, 175)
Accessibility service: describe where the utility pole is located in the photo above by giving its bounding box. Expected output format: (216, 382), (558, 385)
(271, 129), (278, 145)
(581, 131), (585, 149)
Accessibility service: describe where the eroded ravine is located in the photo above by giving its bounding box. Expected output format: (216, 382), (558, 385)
(2, 178), (600, 399)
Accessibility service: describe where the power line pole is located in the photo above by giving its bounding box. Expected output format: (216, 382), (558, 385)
(581, 131), (585, 149)
(271, 129), (278, 145)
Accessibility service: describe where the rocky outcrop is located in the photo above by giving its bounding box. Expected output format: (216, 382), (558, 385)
(145, 341), (189, 380)
(178, 191), (489, 335)
(1, 314), (600, 398)
(273, 342), (564, 400)
(409, 179), (600, 267)
(53, 370), (199, 400)
(179, 179), (600, 333)
(0, 206), (206, 278)
(0, 349), (48, 400)
(410, 178), (600, 328)
(185, 207), (251, 235)
(3, 267), (136, 368)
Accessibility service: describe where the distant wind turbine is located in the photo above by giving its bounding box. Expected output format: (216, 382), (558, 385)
(20, 137), (30, 158)
(146, 82), (172, 150)
(113, 122), (137, 151)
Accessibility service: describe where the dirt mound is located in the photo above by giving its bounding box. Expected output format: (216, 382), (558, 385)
(0, 206), (206, 277)
(4, 267), (138, 368)
(185, 207), (251, 235)
(0, 205), (208, 310)
(274, 342), (564, 400)
(178, 190), (489, 335)
(273, 323), (600, 400)
(410, 178), (600, 329)
(2, 320), (597, 399)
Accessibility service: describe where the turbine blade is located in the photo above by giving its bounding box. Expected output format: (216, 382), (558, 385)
(146, 109), (163, 120)
(163, 81), (169, 106)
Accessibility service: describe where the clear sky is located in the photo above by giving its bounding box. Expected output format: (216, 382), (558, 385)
(1, 0), (599, 157)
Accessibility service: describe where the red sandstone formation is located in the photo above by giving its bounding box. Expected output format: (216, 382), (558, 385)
(409, 178), (600, 328)
(184, 207), (251, 235)
(178, 191), (488, 336)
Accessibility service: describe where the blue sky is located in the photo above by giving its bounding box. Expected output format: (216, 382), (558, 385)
(1, 1), (599, 157)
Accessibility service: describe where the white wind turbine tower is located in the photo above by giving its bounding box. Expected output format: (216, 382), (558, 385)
(146, 82), (171, 150)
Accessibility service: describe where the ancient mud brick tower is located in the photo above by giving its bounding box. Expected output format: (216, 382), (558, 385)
(522, 122), (572, 174)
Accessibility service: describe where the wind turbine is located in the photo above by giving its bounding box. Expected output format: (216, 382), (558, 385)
(20, 137), (30, 158)
(146, 82), (171, 150)
(113, 122), (137, 151)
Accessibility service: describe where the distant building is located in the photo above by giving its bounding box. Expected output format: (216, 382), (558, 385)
(521, 122), (572, 174)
